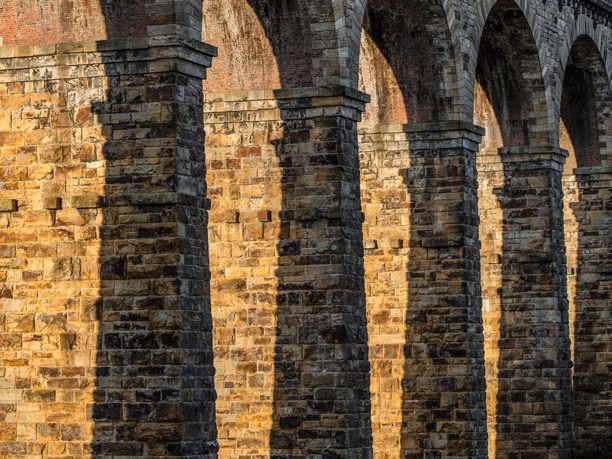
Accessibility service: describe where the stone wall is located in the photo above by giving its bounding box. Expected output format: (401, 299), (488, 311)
(0, 0), (609, 458)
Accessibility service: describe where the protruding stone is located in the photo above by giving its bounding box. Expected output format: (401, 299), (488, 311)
(0, 199), (18, 212)
(42, 197), (62, 210)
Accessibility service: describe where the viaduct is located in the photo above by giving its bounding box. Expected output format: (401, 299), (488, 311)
(0, 0), (610, 458)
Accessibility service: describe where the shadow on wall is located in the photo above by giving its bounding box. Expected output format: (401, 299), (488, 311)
(475, 1), (574, 456)
(364, 0), (489, 456)
(245, 1), (373, 457)
(91, 1), (217, 456)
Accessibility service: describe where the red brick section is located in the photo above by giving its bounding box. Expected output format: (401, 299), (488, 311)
(401, 122), (488, 459)
(0, 0), (154, 46)
(495, 146), (573, 459)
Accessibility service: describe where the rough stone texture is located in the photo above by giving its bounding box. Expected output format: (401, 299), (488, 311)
(0, 31), (217, 459)
(474, 81), (506, 458)
(571, 168), (611, 458)
(401, 123), (488, 459)
(495, 147), (574, 459)
(358, 125), (410, 459)
(204, 91), (283, 459)
(0, 0), (610, 458)
(205, 87), (373, 459)
(0, 44), (108, 459)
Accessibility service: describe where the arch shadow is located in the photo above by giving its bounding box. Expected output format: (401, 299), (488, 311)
(203, 0), (373, 457)
(358, 0), (488, 457)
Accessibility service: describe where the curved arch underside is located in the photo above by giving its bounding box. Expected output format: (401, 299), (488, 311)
(358, 0), (458, 125)
(559, 34), (612, 459)
(203, 0), (315, 92)
(560, 35), (612, 168)
(476, 0), (549, 146)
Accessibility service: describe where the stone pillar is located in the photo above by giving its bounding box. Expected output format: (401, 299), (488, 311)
(270, 86), (372, 458)
(0, 36), (217, 457)
(205, 85), (373, 458)
(571, 166), (611, 458)
(93, 38), (218, 458)
(495, 146), (573, 458)
(401, 122), (488, 458)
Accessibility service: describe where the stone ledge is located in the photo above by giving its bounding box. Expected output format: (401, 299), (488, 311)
(0, 36), (217, 80)
(0, 36), (217, 59)
(403, 121), (486, 152)
(403, 121), (486, 136)
(498, 146), (569, 168)
(573, 166), (612, 178)
(204, 85), (369, 121)
(205, 85), (370, 104)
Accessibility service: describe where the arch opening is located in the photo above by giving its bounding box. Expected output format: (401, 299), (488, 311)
(475, 0), (548, 147)
(203, 3), (373, 458)
(559, 34), (612, 459)
(356, 1), (464, 457)
(473, 1), (551, 456)
(358, 0), (458, 126)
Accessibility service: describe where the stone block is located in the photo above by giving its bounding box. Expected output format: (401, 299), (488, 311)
(0, 199), (18, 212)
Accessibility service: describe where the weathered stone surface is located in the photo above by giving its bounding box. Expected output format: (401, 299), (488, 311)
(0, 1), (610, 459)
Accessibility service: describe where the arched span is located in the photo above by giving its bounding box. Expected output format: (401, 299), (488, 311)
(555, 20), (612, 152)
(560, 34), (612, 167)
(559, 32), (612, 459)
(334, 0), (368, 88)
(475, 0), (549, 146)
(469, 0), (553, 140)
(346, 0), (462, 104)
(203, 0), (351, 91)
(357, 0), (460, 125)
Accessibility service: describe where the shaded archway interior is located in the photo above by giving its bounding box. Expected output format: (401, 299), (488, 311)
(475, 0), (549, 146)
(358, 0), (458, 125)
(560, 35), (610, 168)
(203, 0), (314, 91)
(356, 0), (469, 457)
(203, 1), (374, 458)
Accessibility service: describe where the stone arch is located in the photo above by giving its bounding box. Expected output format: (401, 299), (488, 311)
(357, 0), (460, 125)
(354, 1), (465, 458)
(556, 14), (612, 123)
(475, 0), (549, 146)
(333, 0), (368, 88)
(556, 19), (612, 163)
(560, 34), (611, 168)
(203, 0), (349, 91)
(202, 2), (373, 458)
(473, 1), (555, 455)
(558, 33), (612, 459)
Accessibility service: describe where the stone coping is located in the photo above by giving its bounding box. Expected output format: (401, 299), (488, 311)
(497, 145), (570, 171)
(204, 85), (370, 104)
(0, 35), (217, 60)
(358, 121), (485, 136)
(499, 145), (569, 162)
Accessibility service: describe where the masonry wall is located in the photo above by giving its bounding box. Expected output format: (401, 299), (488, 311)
(205, 91), (283, 457)
(0, 46), (106, 457)
(0, 0), (610, 458)
(358, 126), (410, 458)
